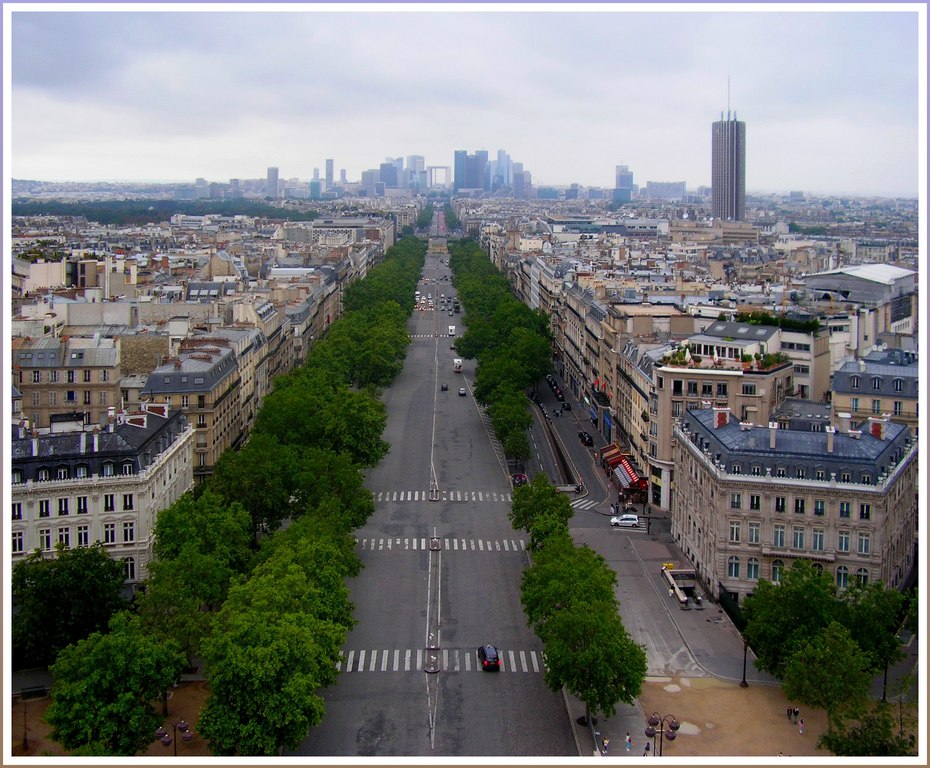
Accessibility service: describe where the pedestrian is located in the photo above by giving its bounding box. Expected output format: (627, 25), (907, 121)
(798, 718), (804, 735)
(793, 707), (799, 723)
(643, 742), (651, 756)
(601, 737), (609, 755)
(786, 706), (792, 722)
(625, 733), (632, 751)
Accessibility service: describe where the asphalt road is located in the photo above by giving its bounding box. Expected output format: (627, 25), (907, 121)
(291, 254), (576, 757)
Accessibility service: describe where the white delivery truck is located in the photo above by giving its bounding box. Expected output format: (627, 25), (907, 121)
(453, 358), (463, 373)
(448, 325), (456, 336)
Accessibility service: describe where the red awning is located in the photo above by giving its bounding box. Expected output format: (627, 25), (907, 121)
(600, 446), (623, 465)
(619, 456), (639, 483)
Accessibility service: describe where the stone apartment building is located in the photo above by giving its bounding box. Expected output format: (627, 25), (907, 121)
(672, 408), (917, 603)
(11, 403), (194, 583)
(831, 349), (919, 437)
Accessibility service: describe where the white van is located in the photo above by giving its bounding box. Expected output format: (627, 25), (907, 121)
(448, 325), (456, 336)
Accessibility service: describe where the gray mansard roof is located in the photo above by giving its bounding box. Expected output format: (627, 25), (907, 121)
(679, 407), (913, 483)
(141, 345), (238, 395)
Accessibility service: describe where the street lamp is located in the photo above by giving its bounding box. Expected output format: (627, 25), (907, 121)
(155, 719), (193, 756)
(740, 637), (749, 688)
(645, 712), (680, 756)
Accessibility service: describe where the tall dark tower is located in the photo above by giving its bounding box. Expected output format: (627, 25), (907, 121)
(711, 111), (745, 221)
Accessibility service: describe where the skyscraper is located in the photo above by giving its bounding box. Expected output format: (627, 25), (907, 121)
(266, 166), (279, 198)
(711, 112), (746, 221)
(325, 158), (334, 190)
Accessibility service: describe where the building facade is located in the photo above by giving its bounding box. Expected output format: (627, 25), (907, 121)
(711, 114), (746, 221)
(672, 408), (917, 603)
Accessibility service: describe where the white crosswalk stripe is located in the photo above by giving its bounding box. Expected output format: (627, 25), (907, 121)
(570, 498), (600, 510)
(374, 490), (513, 504)
(334, 648), (544, 673)
(358, 536), (527, 552)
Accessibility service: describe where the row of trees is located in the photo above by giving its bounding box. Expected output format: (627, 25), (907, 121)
(512, 474), (648, 722)
(35, 236), (427, 755)
(743, 560), (918, 755)
(448, 238), (551, 465)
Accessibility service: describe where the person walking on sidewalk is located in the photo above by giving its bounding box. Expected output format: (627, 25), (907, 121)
(625, 733), (632, 751)
(601, 738), (609, 755)
(786, 706), (792, 722)
(798, 718), (804, 735)
(793, 707), (800, 724)
(643, 742), (651, 756)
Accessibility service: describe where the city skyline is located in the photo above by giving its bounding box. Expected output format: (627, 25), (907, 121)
(6, 4), (924, 198)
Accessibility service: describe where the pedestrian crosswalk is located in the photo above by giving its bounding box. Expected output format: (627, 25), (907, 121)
(357, 536), (526, 552)
(336, 647), (544, 674)
(374, 490), (513, 504)
(570, 498), (600, 510)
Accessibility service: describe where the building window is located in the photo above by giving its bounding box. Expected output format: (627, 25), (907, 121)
(772, 559), (784, 583)
(742, 383), (757, 396)
(124, 557), (136, 581)
(812, 562), (824, 575)
(39, 528), (52, 551)
(67, 370), (76, 384)
(77, 496), (88, 514)
(855, 568), (869, 586)
(747, 557), (760, 580)
(99, 391), (108, 405)
(32, 391), (41, 406)
(12, 531), (24, 554)
(773, 524), (785, 548)
(123, 494), (134, 511)
(717, 382), (728, 397)
(48, 391), (57, 406)
(123, 522), (135, 543)
(871, 399), (881, 414)
(794, 498), (805, 514)
(839, 502), (851, 518)
(838, 530), (850, 552)
(731, 464), (741, 475)
(38, 468), (50, 482)
(198, 395), (206, 409)
(12, 469), (22, 484)
(671, 401), (683, 417)
(727, 556), (740, 579)
(729, 521), (741, 542)
(751, 465), (762, 476)
(792, 526), (805, 549)
(816, 469), (826, 481)
(861, 474), (871, 485)
(197, 415), (207, 428)
(77, 525), (89, 547)
(748, 522), (760, 545)
(49, 370), (59, 383)
(858, 532), (870, 555)
(672, 380), (683, 396)
(893, 401), (903, 416)
(893, 378), (903, 392)
(795, 468), (806, 479)
(850, 375), (860, 390)
(812, 528), (825, 551)
(850, 397), (859, 412)
(39, 499), (50, 518)
(104, 494), (115, 512)
(836, 566), (849, 589)
(774, 496), (786, 513)
(58, 528), (70, 548)
(749, 495), (761, 511)
(775, 467), (786, 478)
(871, 376), (881, 390)
(122, 462), (134, 475)
(32, 370), (41, 383)
(104, 523), (116, 545)
(182, 395), (190, 408)
(730, 493), (742, 510)
(76, 464), (88, 478)
(83, 369), (92, 383)
(12, 502), (22, 520)
(859, 503), (871, 521)
(58, 498), (69, 516)
(103, 463), (115, 477)
(841, 472), (851, 483)
(687, 381), (698, 396)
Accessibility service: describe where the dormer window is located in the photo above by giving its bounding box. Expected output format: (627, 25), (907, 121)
(871, 376), (882, 390)
(850, 375), (860, 390)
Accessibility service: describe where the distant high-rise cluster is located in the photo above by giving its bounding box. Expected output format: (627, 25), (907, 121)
(614, 164), (634, 203)
(711, 112), (746, 221)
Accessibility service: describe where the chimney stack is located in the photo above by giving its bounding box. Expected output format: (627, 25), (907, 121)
(768, 421), (778, 449)
(868, 415), (889, 441)
(837, 412), (851, 433)
(713, 407), (731, 429)
(825, 425), (835, 453)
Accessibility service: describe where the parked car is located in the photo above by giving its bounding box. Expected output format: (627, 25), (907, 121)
(578, 431), (594, 446)
(477, 644), (501, 671)
(610, 514), (641, 528)
(561, 401), (571, 411)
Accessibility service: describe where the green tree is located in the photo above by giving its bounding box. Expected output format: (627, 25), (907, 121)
(782, 621), (872, 734)
(45, 612), (185, 755)
(840, 581), (906, 701)
(509, 473), (572, 535)
(742, 559), (840, 677)
(541, 604), (647, 720)
(819, 702), (917, 757)
(12, 543), (127, 668)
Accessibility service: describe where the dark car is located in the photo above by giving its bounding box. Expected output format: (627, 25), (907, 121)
(578, 431), (594, 446)
(441, 383), (448, 391)
(511, 473), (528, 487)
(477, 644), (501, 671)
(561, 401), (571, 411)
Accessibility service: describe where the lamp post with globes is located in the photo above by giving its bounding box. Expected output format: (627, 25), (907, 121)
(645, 712), (680, 756)
(154, 719), (193, 757)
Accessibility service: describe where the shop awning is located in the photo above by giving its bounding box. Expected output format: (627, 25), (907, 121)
(613, 463), (634, 488)
(600, 446), (623, 466)
(619, 456), (648, 490)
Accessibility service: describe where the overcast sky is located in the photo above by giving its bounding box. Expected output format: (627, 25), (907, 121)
(6, 4), (923, 198)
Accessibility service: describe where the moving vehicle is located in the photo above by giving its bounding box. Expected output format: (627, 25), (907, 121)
(511, 473), (528, 487)
(453, 358), (463, 372)
(610, 514), (641, 528)
(441, 383), (448, 391)
(448, 325), (456, 336)
(578, 431), (594, 446)
(458, 387), (467, 396)
(477, 645), (501, 671)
